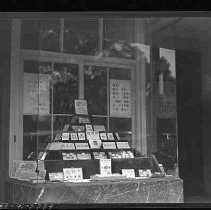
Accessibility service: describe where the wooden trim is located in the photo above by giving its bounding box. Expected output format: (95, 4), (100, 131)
(9, 19), (22, 175)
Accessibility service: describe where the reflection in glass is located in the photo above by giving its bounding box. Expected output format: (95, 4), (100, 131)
(21, 19), (60, 51)
(103, 18), (135, 59)
(109, 67), (131, 80)
(53, 63), (79, 114)
(92, 117), (108, 130)
(84, 65), (107, 115)
(64, 19), (99, 55)
(53, 116), (73, 132)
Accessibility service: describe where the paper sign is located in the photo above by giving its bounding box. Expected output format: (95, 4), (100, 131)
(63, 168), (83, 180)
(110, 79), (131, 117)
(74, 100), (88, 115)
(62, 133), (70, 141)
(122, 169), (135, 178)
(139, 169), (152, 177)
(102, 142), (116, 149)
(23, 73), (50, 115)
(85, 124), (93, 131)
(78, 132), (86, 140)
(99, 132), (108, 140)
(76, 152), (92, 160)
(60, 143), (75, 150)
(116, 142), (130, 149)
(107, 133), (115, 140)
(75, 142), (90, 150)
(49, 172), (64, 181)
(70, 132), (78, 141)
(62, 152), (77, 160)
(100, 159), (112, 176)
(89, 139), (102, 149)
(93, 125), (106, 132)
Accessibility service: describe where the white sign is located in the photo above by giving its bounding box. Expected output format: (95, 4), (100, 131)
(49, 172), (64, 181)
(63, 168), (83, 180)
(75, 143), (90, 150)
(74, 100), (88, 115)
(62, 133), (70, 141)
(89, 139), (102, 149)
(122, 169), (135, 178)
(23, 73), (50, 115)
(78, 132), (86, 141)
(107, 132), (115, 140)
(70, 132), (78, 141)
(100, 159), (112, 176)
(110, 79), (131, 117)
(116, 142), (130, 149)
(102, 142), (116, 149)
(60, 143), (75, 150)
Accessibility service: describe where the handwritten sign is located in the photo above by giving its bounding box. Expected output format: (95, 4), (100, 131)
(110, 79), (131, 117)
(74, 100), (88, 115)
(63, 168), (83, 180)
(23, 73), (50, 115)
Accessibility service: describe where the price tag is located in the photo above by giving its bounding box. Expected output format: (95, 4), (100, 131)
(75, 142), (90, 150)
(102, 142), (116, 149)
(62, 133), (70, 141)
(60, 143), (75, 150)
(122, 169), (135, 178)
(70, 132), (78, 141)
(89, 139), (102, 149)
(99, 132), (108, 140)
(63, 168), (83, 180)
(116, 141), (130, 149)
(78, 132), (86, 140)
(107, 132), (115, 140)
(100, 159), (112, 176)
(49, 172), (64, 181)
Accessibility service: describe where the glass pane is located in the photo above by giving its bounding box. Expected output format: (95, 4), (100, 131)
(92, 117), (108, 130)
(103, 18), (135, 59)
(84, 65), (107, 115)
(53, 116), (73, 132)
(109, 67), (131, 80)
(21, 19), (60, 51)
(53, 63), (79, 114)
(64, 19), (99, 55)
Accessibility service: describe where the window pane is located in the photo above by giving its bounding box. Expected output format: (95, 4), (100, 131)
(64, 19), (99, 55)
(84, 65), (107, 115)
(109, 67), (131, 80)
(92, 117), (108, 130)
(53, 63), (79, 114)
(103, 18), (135, 59)
(109, 118), (131, 132)
(53, 116), (73, 132)
(21, 19), (60, 51)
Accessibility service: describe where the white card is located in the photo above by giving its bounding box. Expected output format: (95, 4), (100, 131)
(99, 132), (108, 140)
(63, 168), (83, 180)
(76, 152), (92, 160)
(62, 133), (70, 141)
(139, 169), (152, 177)
(107, 132), (115, 140)
(60, 143), (75, 150)
(122, 169), (135, 178)
(102, 142), (116, 149)
(74, 100), (88, 115)
(116, 142), (130, 149)
(49, 172), (64, 181)
(75, 142), (90, 150)
(70, 132), (78, 141)
(100, 159), (112, 176)
(89, 139), (102, 149)
(78, 132), (86, 140)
